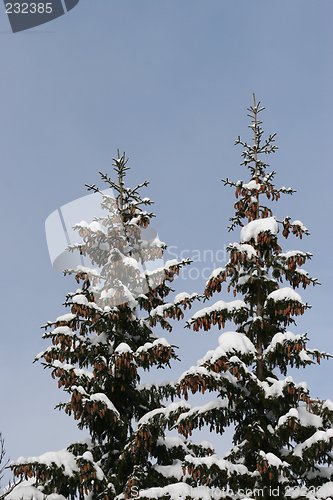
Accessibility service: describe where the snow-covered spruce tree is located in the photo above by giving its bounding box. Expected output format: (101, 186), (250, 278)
(8, 153), (206, 500)
(139, 98), (333, 500)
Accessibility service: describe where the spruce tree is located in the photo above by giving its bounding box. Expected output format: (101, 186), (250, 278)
(8, 153), (203, 499)
(137, 97), (333, 500)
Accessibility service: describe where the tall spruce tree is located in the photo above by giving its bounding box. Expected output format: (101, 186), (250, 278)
(136, 97), (333, 500)
(8, 153), (206, 500)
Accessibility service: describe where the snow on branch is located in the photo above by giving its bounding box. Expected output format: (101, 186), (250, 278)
(176, 399), (232, 438)
(177, 366), (227, 400)
(276, 405), (323, 432)
(133, 482), (226, 500)
(240, 217), (278, 244)
(149, 293), (199, 328)
(135, 338), (178, 369)
(204, 267), (227, 299)
(293, 429), (333, 459)
(187, 300), (249, 332)
(264, 287), (310, 323)
(183, 453), (250, 484)
(282, 217), (310, 239)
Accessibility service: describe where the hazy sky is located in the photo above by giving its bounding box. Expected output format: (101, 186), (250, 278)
(0, 0), (332, 470)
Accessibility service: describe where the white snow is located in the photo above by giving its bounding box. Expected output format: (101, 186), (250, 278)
(50, 360), (93, 380)
(184, 453), (248, 476)
(197, 349), (215, 365)
(164, 259), (180, 268)
(207, 331), (256, 364)
(121, 256), (140, 269)
(291, 220), (308, 232)
(49, 326), (74, 336)
(316, 482), (333, 498)
(293, 429), (333, 457)
(229, 243), (257, 259)
(138, 402), (191, 426)
(242, 179), (261, 190)
(199, 440), (215, 450)
(71, 294), (88, 305)
(191, 300), (248, 320)
(265, 287), (303, 304)
(261, 377), (308, 400)
(89, 393), (120, 416)
(55, 313), (76, 323)
(100, 285), (137, 308)
(279, 250), (310, 259)
(306, 466), (333, 481)
(6, 480), (67, 500)
(150, 303), (173, 318)
(74, 265), (100, 278)
(71, 385), (87, 396)
(299, 350), (312, 363)
(177, 399), (229, 423)
(294, 405), (322, 428)
(178, 365), (220, 384)
(218, 331), (256, 353)
(71, 294), (100, 311)
(152, 338), (171, 347)
(264, 331), (300, 354)
(80, 451), (104, 480)
(140, 235), (165, 249)
(14, 450), (79, 476)
(137, 406), (170, 425)
(6, 481), (45, 500)
(174, 292), (198, 303)
(237, 272), (252, 286)
(258, 451), (287, 468)
(135, 338), (171, 354)
(153, 459), (184, 480)
(240, 217), (278, 243)
(206, 267), (226, 283)
(323, 400), (333, 412)
(114, 343), (133, 355)
(156, 436), (188, 451)
(294, 268), (310, 277)
(75, 220), (105, 233)
(135, 483), (232, 499)
(277, 406), (322, 429)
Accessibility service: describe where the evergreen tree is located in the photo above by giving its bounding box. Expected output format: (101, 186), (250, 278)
(8, 153), (204, 499)
(138, 97), (333, 500)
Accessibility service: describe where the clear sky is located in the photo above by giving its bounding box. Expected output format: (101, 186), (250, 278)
(0, 0), (332, 470)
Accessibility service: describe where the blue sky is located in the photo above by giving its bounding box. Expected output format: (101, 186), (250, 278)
(0, 0), (332, 469)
